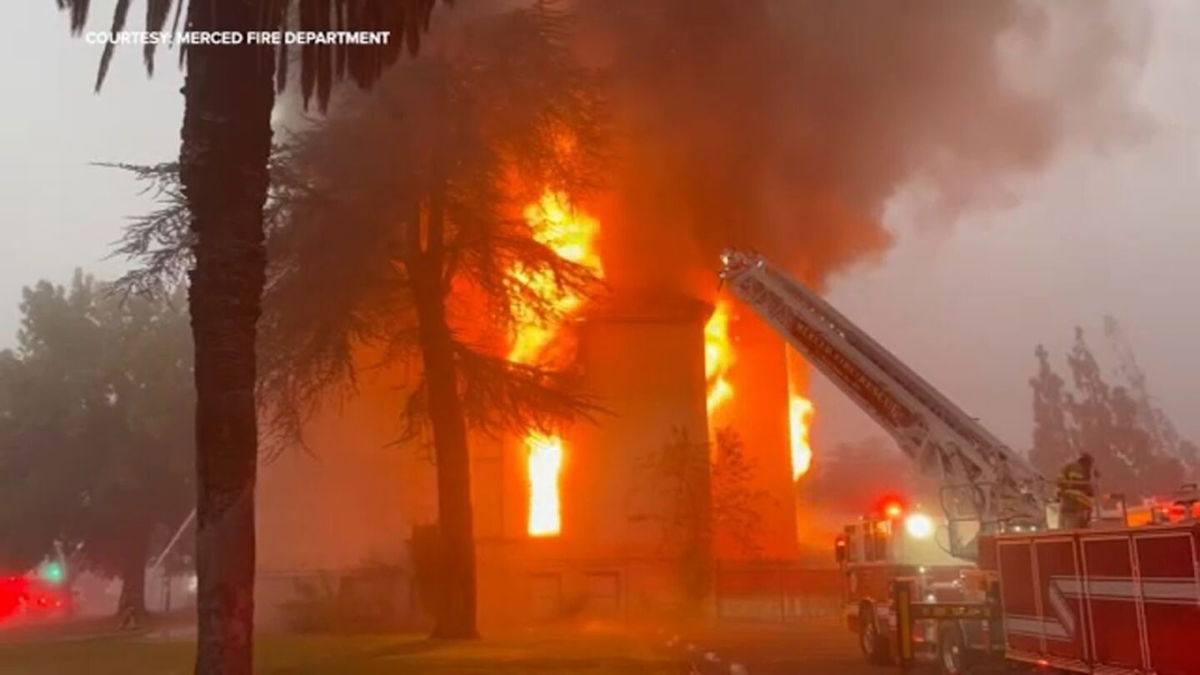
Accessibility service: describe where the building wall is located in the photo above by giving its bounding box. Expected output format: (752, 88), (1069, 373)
(568, 293), (711, 558)
(255, 293), (800, 630)
(476, 293), (712, 628)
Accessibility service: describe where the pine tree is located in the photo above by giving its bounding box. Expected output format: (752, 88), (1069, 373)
(1028, 344), (1075, 477)
(0, 273), (193, 622)
(1033, 325), (1195, 500)
(1105, 315), (1197, 480)
(1064, 327), (1138, 494)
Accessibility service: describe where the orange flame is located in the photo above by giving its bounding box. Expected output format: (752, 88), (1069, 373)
(509, 189), (602, 538)
(788, 395), (814, 479)
(705, 298), (735, 416)
(508, 190), (603, 365)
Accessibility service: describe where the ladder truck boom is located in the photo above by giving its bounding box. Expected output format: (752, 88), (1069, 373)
(718, 249), (1048, 559)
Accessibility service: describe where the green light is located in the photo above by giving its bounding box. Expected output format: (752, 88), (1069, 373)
(40, 561), (64, 585)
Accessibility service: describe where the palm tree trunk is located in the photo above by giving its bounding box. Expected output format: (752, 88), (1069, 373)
(180, 5), (276, 674)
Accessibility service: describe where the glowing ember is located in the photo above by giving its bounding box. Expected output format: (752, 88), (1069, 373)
(788, 395), (814, 479)
(525, 433), (565, 537)
(509, 188), (602, 538)
(704, 298), (735, 416)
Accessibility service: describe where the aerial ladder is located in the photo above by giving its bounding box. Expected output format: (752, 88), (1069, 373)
(718, 250), (1049, 560)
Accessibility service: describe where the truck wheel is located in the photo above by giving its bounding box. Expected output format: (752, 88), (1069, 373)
(858, 604), (893, 665)
(937, 621), (971, 675)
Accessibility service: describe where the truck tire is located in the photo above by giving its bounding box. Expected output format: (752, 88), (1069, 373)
(937, 621), (972, 675)
(858, 603), (893, 665)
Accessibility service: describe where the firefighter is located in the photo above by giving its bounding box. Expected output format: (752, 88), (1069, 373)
(1058, 452), (1096, 529)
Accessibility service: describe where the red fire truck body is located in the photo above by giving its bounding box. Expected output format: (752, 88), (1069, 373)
(839, 514), (1200, 673)
(720, 251), (1200, 673)
(837, 510), (972, 652)
(981, 522), (1200, 674)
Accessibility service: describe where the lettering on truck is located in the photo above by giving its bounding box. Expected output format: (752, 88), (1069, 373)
(736, 276), (918, 430)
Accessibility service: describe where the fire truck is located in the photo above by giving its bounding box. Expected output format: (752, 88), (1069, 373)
(719, 250), (1200, 674)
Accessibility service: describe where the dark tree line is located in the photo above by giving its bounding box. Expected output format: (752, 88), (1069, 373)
(1029, 323), (1197, 500)
(0, 274), (194, 621)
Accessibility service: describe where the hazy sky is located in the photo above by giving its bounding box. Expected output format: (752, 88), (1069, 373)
(0, 1), (183, 345)
(2, 1), (1197, 458)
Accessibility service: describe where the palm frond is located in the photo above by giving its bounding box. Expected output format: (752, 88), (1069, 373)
(55, 0), (92, 34)
(142, 0), (174, 74)
(95, 0), (133, 91)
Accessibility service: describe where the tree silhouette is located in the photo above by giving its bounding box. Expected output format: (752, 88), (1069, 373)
(1029, 344), (1076, 477)
(257, 7), (604, 637)
(643, 429), (713, 613)
(106, 4), (605, 639)
(1105, 316), (1198, 479)
(0, 273), (193, 623)
(56, 1), (444, 669)
(1063, 327), (1139, 493)
(639, 428), (775, 612)
(710, 429), (772, 561)
(1031, 326), (1193, 500)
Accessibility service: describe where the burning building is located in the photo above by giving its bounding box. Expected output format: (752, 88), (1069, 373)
(474, 290), (712, 625)
(458, 189), (809, 626)
(469, 187), (819, 625)
(254, 0), (1146, 631)
(255, 187), (813, 629)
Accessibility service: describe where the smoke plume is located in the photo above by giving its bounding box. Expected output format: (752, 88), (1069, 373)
(574, 0), (1149, 295)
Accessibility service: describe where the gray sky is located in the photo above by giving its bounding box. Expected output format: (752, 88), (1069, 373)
(0, 0), (182, 346)
(2, 1), (1197, 456)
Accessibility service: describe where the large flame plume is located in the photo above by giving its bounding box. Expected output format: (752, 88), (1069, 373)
(509, 190), (603, 365)
(788, 395), (814, 479)
(704, 298), (735, 417)
(508, 189), (603, 538)
(786, 347), (815, 479)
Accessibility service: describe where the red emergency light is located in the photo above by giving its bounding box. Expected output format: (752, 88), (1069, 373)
(0, 574), (69, 623)
(875, 495), (906, 519)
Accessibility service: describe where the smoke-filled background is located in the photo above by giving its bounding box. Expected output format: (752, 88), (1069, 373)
(2, 0), (1194, 500)
(563, 0), (1156, 533)
(574, 0), (1148, 297)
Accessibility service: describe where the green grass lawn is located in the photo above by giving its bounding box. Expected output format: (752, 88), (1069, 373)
(0, 629), (678, 674)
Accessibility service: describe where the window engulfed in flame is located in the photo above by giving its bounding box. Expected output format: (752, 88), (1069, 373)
(785, 346), (815, 479)
(788, 395), (814, 479)
(509, 189), (602, 538)
(705, 298), (735, 416)
(525, 433), (564, 537)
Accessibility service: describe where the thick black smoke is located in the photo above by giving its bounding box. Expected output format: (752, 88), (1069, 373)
(573, 0), (1148, 295)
